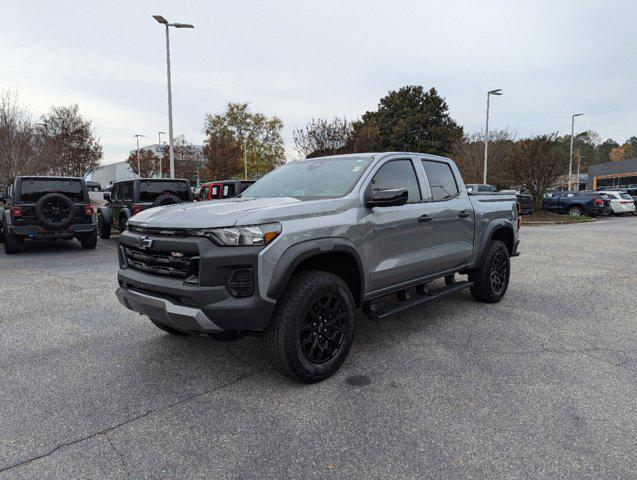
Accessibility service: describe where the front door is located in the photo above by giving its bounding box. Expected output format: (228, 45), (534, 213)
(420, 159), (475, 272)
(365, 157), (437, 294)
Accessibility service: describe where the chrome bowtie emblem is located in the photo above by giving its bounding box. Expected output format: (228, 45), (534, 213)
(138, 236), (153, 249)
(170, 252), (184, 258)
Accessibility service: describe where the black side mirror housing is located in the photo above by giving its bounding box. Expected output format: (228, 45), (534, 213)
(365, 188), (409, 208)
(103, 193), (111, 202)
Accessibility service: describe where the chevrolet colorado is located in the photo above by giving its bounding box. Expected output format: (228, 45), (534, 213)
(116, 152), (520, 382)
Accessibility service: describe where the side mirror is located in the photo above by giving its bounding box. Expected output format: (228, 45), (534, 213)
(365, 188), (408, 208)
(103, 193), (111, 201)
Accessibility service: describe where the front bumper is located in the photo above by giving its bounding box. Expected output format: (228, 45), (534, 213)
(116, 230), (276, 333)
(116, 287), (222, 333)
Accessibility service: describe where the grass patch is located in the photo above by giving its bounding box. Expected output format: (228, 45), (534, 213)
(522, 211), (596, 225)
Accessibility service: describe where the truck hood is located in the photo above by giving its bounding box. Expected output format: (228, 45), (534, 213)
(128, 196), (352, 229)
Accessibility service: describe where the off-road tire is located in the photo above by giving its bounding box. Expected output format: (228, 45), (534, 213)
(79, 230), (98, 249)
(152, 193), (182, 207)
(149, 317), (187, 335)
(468, 240), (510, 303)
(3, 225), (21, 254)
(266, 270), (355, 383)
(98, 214), (111, 239)
(35, 193), (74, 229)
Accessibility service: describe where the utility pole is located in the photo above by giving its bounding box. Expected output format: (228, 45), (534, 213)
(153, 15), (194, 179)
(577, 154), (585, 191)
(134, 134), (145, 177)
(569, 113), (583, 190)
(483, 89), (503, 185)
(158, 131), (166, 178)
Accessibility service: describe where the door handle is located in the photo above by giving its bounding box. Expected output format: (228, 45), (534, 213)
(418, 214), (432, 223)
(458, 211), (470, 218)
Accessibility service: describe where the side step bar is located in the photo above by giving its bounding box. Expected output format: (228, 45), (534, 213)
(364, 281), (473, 321)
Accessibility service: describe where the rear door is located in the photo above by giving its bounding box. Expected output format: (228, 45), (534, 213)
(365, 156), (437, 293)
(420, 159), (475, 273)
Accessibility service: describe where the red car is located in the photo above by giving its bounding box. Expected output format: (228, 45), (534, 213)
(196, 180), (255, 201)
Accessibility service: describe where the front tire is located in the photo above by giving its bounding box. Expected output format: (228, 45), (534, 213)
(98, 215), (111, 239)
(567, 206), (582, 216)
(266, 270), (355, 383)
(468, 240), (511, 303)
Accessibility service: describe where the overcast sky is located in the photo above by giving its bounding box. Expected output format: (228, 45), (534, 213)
(2, 0), (635, 165)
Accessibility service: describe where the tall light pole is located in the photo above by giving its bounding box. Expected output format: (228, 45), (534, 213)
(158, 131), (166, 178)
(134, 134), (145, 177)
(243, 137), (248, 180)
(153, 15), (194, 179)
(483, 89), (503, 185)
(569, 113), (583, 191)
(577, 154), (585, 191)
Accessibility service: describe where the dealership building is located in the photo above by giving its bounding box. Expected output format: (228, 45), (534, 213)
(588, 158), (637, 190)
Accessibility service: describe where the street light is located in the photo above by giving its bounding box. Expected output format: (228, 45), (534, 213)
(483, 89), (503, 185)
(569, 113), (583, 191)
(153, 15), (194, 179)
(134, 134), (145, 177)
(158, 131), (167, 178)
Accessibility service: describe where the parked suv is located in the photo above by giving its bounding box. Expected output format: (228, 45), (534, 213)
(196, 180), (255, 201)
(0, 176), (97, 254)
(86, 181), (102, 192)
(116, 153), (520, 383)
(97, 178), (192, 239)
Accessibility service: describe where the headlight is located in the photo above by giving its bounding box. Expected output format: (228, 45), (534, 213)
(190, 222), (282, 246)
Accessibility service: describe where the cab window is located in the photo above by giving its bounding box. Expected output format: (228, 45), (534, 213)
(421, 160), (459, 200)
(199, 185), (210, 200)
(371, 159), (421, 203)
(210, 185), (219, 199)
(121, 182), (134, 202)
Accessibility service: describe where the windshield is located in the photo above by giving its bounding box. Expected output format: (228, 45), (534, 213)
(19, 178), (85, 202)
(138, 181), (191, 202)
(242, 157), (372, 199)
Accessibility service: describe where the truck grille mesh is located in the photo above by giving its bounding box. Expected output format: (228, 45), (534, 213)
(122, 245), (199, 281)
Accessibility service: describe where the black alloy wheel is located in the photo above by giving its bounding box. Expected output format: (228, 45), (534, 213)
(299, 293), (347, 364)
(35, 193), (74, 229)
(490, 250), (509, 296)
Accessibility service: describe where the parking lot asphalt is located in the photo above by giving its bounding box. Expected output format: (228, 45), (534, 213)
(0, 216), (635, 479)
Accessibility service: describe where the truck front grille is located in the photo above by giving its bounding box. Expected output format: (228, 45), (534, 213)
(122, 245), (199, 281)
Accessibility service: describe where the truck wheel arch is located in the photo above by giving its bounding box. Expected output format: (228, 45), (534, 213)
(267, 238), (365, 308)
(475, 221), (515, 265)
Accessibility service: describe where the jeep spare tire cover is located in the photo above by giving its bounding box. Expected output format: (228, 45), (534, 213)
(35, 193), (74, 229)
(152, 193), (182, 207)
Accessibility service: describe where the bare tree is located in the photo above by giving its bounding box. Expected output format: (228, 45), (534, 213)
(452, 130), (515, 187)
(501, 133), (568, 209)
(0, 90), (40, 184)
(161, 135), (205, 181)
(126, 149), (160, 178)
(293, 117), (353, 158)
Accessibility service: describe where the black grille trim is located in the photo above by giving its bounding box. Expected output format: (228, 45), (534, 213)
(122, 245), (199, 281)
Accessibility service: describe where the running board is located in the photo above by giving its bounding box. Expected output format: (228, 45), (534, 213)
(364, 281), (473, 321)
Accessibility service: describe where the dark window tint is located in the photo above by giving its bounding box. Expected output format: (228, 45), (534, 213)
(240, 181), (253, 193)
(121, 182), (133, 201)
(199, 185), (210, 200)
(422, 161), (459, 200)
(371, 160), (420, 203)
(19, 179), (84, 202)
(210, 185), (219, 198)
(138, 181), (190, 202)
(221, 183), (235, 198)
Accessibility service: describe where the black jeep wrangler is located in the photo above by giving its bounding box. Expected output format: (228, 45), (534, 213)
(97, 178), (192, 239)
(0, 176), (97, 254)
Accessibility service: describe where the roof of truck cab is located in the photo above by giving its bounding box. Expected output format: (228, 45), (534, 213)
(17, 176), (84, 180)
(298, 152), (452, 161)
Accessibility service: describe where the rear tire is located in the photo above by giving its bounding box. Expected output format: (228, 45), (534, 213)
(468, 240), (510, 303)
(266, 270), (355, 383)
(3, 225), (21, 254)
(79, 230), (98, 249)
(149, 317), (187, 335)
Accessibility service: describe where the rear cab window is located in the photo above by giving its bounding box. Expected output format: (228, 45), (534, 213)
(138, 180), (191, 203)
(421, 161), (459, 200)
(18, 178), (85, 203)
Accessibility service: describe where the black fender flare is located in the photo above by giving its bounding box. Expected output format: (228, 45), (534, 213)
(97, 206), (111, 225)
(267, 237), (365, 306)
(474, 220), (515, 266)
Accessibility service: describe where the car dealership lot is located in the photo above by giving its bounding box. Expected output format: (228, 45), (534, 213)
(1, 218), (635, 479)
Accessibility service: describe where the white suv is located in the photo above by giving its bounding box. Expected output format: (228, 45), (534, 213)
(597, 191), (637, 215)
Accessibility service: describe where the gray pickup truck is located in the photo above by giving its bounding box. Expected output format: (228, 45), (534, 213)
(116, 152), (520, 382)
